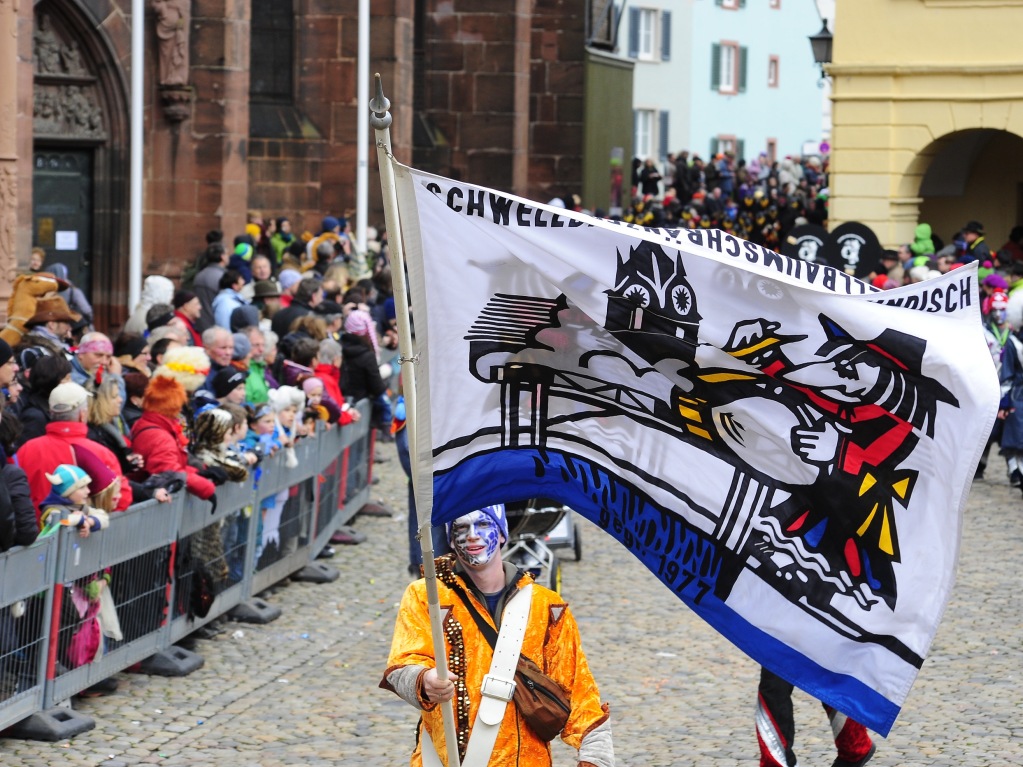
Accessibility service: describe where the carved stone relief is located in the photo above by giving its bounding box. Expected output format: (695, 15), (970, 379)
(33, 84), (106, 140)
(34, 14), (88, 78)
(32, 13), (107, 141)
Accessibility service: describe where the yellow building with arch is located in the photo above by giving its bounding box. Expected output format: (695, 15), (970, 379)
(829, 0), (1023, 251)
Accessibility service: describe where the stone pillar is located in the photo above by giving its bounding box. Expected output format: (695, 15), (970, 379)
(0, 0), (18, 315)
(144, 0), (250, 277)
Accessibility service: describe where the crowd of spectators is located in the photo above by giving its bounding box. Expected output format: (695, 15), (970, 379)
(615, 150), (830, 251)
(0, 212), (398, 693)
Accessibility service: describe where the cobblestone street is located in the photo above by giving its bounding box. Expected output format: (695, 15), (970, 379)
(2, 441), (1021, 766)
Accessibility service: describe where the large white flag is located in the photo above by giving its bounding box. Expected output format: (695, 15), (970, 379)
(393, 162), (998, 736)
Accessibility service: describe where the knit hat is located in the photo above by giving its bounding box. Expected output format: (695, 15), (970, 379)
(230, 305), (261, 332)
(302, 377), (324, 396)
(963, 220), (984, 235)
(233, 242), (254, 262)
(278, 269), (302, 291)
(146, 304), (175, 332)
(211, 367), (246, 399)
(46, 464), (91, 498)
(173, 289), (198, 310)
(445, 504), (509, 543)
(49, 382), (91, 415)
(232, 332), (252, 360)
(321, 216), (340, 233)
(0, 339), (12, 367)
(344, 309), (379, 359)
(245, 223), (262, 241)
(983, 273), (1009, 291)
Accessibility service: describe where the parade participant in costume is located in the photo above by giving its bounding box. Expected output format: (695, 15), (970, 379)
(382, 504), (614, 767)
(756, 666), (874, 767)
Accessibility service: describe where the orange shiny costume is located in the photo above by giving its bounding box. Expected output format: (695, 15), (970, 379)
(381, 556), (612, 767)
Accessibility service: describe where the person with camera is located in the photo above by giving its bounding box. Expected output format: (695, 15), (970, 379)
(381, 504), (614, 767)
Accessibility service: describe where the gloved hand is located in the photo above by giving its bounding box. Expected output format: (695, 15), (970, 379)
(207, 493), (218, 515)
(199, 465), (229, 486)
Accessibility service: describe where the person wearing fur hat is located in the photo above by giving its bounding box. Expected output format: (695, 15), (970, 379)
(190, 406), (249, 582)
(153, 345), (211, 395)
(382, 503), (614, 767)
(130, 376), (224, 502)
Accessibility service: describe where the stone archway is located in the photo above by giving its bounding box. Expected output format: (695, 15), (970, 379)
(32, 0), (129, 330)
(892, 129), (1023, 251)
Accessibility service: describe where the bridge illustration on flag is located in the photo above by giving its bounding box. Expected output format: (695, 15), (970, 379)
(393, 165), (998, 736)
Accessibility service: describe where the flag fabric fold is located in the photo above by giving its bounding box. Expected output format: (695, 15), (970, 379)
(393, 161), (998, 736)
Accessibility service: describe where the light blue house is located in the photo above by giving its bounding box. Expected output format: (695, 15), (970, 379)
(618, 0), (825, 169)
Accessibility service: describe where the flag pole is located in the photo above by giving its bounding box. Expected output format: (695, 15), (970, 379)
(370, 75), (461, 767)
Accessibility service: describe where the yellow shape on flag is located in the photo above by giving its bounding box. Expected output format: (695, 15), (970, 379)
(857, 503), (879, 538)
(879, 508), (894, 555)
(859, 473), (876, 496)
(892, 477), (911, 500)
(686, 424), (712, 440)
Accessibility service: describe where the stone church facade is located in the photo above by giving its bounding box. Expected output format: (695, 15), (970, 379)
(1, 1), (599, 330)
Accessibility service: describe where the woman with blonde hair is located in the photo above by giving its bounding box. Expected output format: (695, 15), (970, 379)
(86, 373), (139, 476)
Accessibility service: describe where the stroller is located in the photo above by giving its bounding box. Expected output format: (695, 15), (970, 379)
(502, 498), (583, 593)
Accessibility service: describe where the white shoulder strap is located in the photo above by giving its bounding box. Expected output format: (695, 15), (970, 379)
(422, 583), (533, 767)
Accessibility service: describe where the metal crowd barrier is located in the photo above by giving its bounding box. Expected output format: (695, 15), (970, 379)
(0, 399), (373, 740)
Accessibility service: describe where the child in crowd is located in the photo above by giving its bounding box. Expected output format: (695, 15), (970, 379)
(39, 464), (109, 536)
(191, 407), (251, 484)
(301, 376), (341, 430)
(219, 402), (259, 466)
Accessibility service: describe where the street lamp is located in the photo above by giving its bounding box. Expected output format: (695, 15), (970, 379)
(808, 20), (833, 83)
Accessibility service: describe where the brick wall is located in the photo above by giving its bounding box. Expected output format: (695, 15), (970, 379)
(416, 0), (585, 203)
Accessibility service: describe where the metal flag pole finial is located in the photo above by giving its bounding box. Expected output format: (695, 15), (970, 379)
(370, 74), (392, 130)
(370, 74), (461, 767)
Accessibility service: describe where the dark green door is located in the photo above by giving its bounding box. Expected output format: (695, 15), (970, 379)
(33, 149), (93, 297)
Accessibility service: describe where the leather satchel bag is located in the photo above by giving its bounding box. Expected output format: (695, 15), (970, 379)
(450, 580), (571, 740)
(511, 653), (572, 741)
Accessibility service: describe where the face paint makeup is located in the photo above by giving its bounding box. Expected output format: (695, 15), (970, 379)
(450, 510), (502, 567)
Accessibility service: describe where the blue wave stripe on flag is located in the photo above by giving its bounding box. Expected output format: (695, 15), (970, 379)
(433, 447), (902, 736)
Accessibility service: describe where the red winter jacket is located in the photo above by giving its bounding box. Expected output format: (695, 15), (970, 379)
(16, 421), (133, 516)
(131, 412), (215, 500)
(314, 363), (354, 425)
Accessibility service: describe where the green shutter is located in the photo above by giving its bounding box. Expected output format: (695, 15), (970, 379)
(738, 46), (748, 92)
(711, 44), (721, 90)
(710, 138), (720, 157)
(628, 8), (640, 58)
(661, 11), (672, 61)
(737, 139), (745, 161)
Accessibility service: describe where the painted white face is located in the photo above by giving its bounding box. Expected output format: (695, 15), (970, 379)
(450, 510), (502, 568)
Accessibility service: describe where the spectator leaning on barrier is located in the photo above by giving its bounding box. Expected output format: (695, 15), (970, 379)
(16, 381), (133, 517)
(130, 375), (223, 505)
